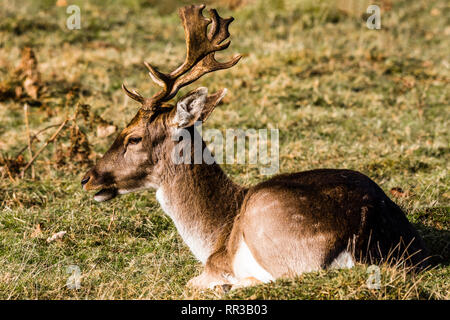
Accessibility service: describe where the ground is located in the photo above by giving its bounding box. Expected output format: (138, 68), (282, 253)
(0, 0), (448, 299)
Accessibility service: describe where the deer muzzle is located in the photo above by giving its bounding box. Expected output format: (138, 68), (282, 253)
(81, 168), (118, 202)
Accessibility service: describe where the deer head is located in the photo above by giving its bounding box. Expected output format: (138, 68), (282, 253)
(81, 5), (241, 202)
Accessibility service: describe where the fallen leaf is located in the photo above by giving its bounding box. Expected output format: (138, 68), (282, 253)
(56, 0), (68, 7)
(431, 8), (441, 16)
(96, 124), (116, 138)
(46, 231), (66, 243)
(23, 78), (39, 100)
(15, 47), (41, 100)
(390, 187), (410, 198)
(30, 224), (42, 238)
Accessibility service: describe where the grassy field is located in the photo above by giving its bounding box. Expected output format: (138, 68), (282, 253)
(0, 0), (448, 299)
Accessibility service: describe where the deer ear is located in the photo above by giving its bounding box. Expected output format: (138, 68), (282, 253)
(199, 88), (227, 122)
(173, 87), (227, 128)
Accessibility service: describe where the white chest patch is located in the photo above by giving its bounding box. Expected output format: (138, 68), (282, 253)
(155, 188), (211, 264)
(330, 250), (355, 269)
(232, 237), (274, 283)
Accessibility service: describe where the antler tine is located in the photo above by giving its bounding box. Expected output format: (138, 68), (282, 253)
(169, 4), (212, 78)
(167, 53), (242, 100)
(208, 8), (234, 46)
(144, 62), (170, 89)
(122, 83), (145, 104)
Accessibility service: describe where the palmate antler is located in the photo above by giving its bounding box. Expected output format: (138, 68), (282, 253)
(122, 4), (242, 111)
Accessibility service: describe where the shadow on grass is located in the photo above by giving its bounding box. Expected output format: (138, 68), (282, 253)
(414, 223), (450, 267)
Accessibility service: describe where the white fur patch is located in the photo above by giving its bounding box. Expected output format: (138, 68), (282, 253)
(118, 181), (158, 195)
(232, 237), (274, 283)
(155, 188), (211, 264)
(93, 190), (116, 202)
(330, 250), (355, 269)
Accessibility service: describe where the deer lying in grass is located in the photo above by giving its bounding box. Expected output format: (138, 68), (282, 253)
(82, 5), (429, 289)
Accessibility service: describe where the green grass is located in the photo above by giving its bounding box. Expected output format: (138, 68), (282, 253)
(0, 0), (449, 299)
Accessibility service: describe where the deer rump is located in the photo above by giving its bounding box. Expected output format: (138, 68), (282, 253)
(231, 169), (429, 281)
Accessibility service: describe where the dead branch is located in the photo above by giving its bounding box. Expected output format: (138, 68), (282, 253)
(0, 153), (16, 183)
(15, 123), (63, 158)
(21, 119), (69, 175)
(22, 104), (35, 179)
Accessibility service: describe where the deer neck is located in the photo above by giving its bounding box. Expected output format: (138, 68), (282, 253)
(155, 134), (246, 264)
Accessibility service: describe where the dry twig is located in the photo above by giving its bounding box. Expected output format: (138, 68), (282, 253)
(14, 123), (64, 158)
(22, 104), (35, 179)
(21, 119), (69, 175)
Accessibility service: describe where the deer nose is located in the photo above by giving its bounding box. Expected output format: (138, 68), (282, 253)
(81, 176), (90, 186)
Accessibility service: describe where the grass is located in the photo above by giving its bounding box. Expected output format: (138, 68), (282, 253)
(0, 0), (449, 299)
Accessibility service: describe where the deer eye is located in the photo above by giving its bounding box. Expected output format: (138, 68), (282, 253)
(128, 137), (142, 145)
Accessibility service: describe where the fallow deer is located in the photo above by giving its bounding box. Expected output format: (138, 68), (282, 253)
(81, 5), (429, 289)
